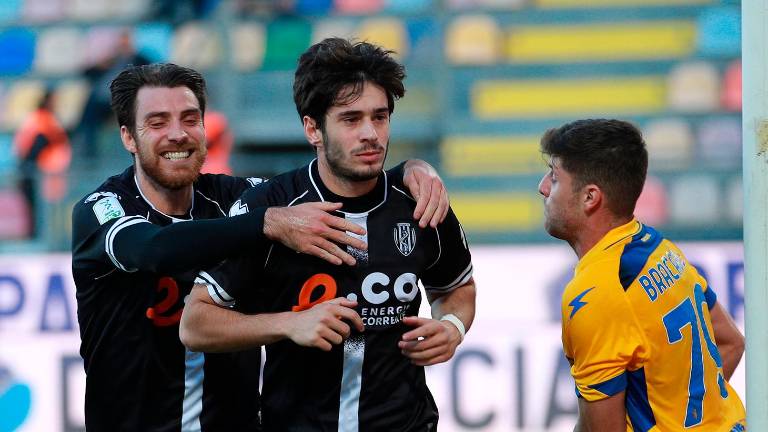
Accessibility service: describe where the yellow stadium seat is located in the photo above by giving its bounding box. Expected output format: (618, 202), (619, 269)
(357, 18), (408, 58)
(451, 192), (543, 231)
(441, 135), (545, 177)
(53, 80), (90, 129)
(445, 15), (502, 65)
(4, 80), (45, 130)
(667, 61), (719, 112)
(171, 22), (222, 70)
(472, 76), (666, 118)
(230, 22), (266, 71)
(506, 21), (696, 63)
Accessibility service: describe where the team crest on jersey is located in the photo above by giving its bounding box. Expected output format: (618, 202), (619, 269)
(92, 197), (125, 225)
(393, 222), (416, 256)
(229, 199), (248, 216)
(84, 191), (119, 203)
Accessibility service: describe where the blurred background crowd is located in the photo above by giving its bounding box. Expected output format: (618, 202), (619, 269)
(0, 0), (741, 252)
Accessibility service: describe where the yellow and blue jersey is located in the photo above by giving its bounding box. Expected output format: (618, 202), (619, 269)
(561, 219), (745, 431)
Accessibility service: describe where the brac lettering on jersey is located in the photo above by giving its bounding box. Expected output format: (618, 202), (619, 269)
(638, 250), (686, 302)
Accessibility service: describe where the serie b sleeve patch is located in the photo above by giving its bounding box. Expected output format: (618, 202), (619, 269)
(92, 196), (125, 225)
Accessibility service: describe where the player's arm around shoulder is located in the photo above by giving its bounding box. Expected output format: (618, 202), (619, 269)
(180, 283), (365, 353)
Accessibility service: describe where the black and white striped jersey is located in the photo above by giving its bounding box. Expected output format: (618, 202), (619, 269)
(200, 160), (473, 431)
(71, 166), (263, 432)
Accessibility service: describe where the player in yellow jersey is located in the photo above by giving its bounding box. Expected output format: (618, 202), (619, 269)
(537, 119), (746, 432)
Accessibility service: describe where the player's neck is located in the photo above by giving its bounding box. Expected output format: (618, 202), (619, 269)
(317, 160), (377, 198)
(134, 166), (193, 215)
(572, 212), (633, 259)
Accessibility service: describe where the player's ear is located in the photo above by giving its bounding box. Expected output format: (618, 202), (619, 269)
(120, 125), (137, 154)
(583, 184), (602, 213)
(303, 116), (322, 151)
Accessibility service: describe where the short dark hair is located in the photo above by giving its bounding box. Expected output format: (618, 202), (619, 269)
(540, 119), (648, 218)
(293, 37), (406, 130)
(110, 63), (207, 136)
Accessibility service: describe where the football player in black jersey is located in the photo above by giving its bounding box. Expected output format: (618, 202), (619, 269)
(72, 63), (453, 431)
(181, 39), (476, 431)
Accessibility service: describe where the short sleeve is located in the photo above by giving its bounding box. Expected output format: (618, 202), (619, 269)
(562, 282), (649, 402)
(421, 209), (473, 294)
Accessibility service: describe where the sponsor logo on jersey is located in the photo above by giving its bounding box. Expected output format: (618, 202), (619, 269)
(92, 197), (125, 225)
(229, 199), (248, 216)
(84, 191), (119, 203)
(394, 222), (416, 256)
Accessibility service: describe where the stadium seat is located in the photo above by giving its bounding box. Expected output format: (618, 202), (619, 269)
(445, 0), (479, 9)
(134, 22), (173, 62)
(82, 26), (123, 67)
(0, 29), (34, 75)
(450, 191), (542, 232)
(0, 0), (22, 23)
(669, 175), (720, 225)
(22, 0), (67, 22)
(34, 27), (84, 74)
(697, 6), (740, 56)
(721, 60), (741, 111)
(3, 80), (45, 130)
(230, 22), (265, 71)
(384, 0), (433, 13)
(263, 20), (311, 70)
(643, 118), (693, 167)
(472, 76), (665, 118)
(296, 0), (333, 14)
(170, 22), (222, 70)
(68, 0), (111, 21)
(0, 134), (13, 171)
(406, 19), (439, 66)
(534, 0), (712, 8)
(0, 189), (31, 240)
(667, 62), (719, 112)
(634, 175), (669, 226)
(441, 135), (543, 177)
(312, 19), (358, 44)
(110, 0), (151, 20)
(477, 0), (525, 9)
(357, 17), (409, 58)
(334, 0), (384, 15)
(697, 117), (741, 166)
(724, 176), (742, 224)
(505, 21), (695, 63)
(53, 80), (90, 130)
(445, 15), (502, 65)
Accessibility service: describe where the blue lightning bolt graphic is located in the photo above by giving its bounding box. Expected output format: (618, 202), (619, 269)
(568, 287), (595, 319)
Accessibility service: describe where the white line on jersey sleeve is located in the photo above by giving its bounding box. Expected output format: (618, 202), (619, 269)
(195, 271), (235, 307)
(105, 215), (150, 272)
(423, 262), (474, 294)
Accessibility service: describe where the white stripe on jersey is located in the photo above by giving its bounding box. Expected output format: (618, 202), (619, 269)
(105, 216), (149, 272)
(424, 262), (474, 293)
(196, 271), (235, 307)
(181, 349), (205, 432)
(339, 334), (365, 432)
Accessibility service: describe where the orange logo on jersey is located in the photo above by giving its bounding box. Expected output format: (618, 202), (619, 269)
(292, 273), (337, 312)
(146, 277), (183, 327)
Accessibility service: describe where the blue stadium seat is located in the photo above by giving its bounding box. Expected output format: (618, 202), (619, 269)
(697, 6), (740, 56)
(134, 22), (173, 62)
(697, 117), (741, 166)
(385, 0), (433, 13)
(0, 29), (34, 75)
(0, 0), (22, 23)
(296, 0), (333, 14)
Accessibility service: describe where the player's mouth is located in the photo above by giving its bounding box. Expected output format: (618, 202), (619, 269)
(162, 150), (192, 161)
(355, 150), (382, 162)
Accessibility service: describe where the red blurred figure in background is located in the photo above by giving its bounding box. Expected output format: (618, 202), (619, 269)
(201, 111), (233, 175)
(13, 89), (72, 237)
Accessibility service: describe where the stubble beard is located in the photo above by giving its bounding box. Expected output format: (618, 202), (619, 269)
(323, 133), (387, 182)
(135, 139), (207, 190)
